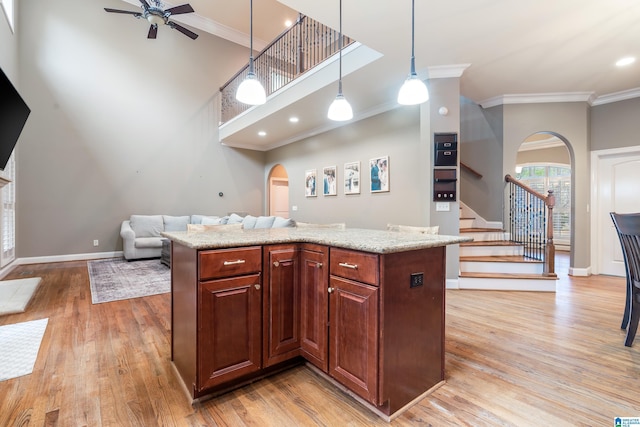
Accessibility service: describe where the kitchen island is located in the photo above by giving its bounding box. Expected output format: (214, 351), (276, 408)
(163, 227), (470, 420)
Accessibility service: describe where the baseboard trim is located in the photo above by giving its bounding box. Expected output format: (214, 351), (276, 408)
(15, 251), (123, 266)
(446, 278), (459, 289)
(568, 266), (591, 277)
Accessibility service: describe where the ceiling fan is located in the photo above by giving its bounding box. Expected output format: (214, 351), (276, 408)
(104, 0), (199, 40)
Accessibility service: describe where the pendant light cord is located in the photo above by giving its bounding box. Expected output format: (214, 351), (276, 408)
(249, 0), (255, 73)
(410, 0), (416, 75)
(338, 0), (343, 94)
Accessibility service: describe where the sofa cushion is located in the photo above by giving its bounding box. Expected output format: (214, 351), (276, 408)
(227, 213), (245, 224)
(163, 215), (190, 232)
(134, 237), (164, 248)
(130, 215), (164, 237)
(191, 215), (219, 224)
(255, 216), (276, 229)
(242, 215), (258, 229)
(273, 217), (295, 228)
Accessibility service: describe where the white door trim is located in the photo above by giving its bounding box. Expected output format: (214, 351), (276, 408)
(590, 145), (640, 275)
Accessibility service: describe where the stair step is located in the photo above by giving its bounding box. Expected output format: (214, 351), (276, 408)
(460, 256), (544, 274)
(460, 227), (505, 233)
(460, 255), (541, 263)
(457, 273), (557, 292)
(460, 240), (518, 247)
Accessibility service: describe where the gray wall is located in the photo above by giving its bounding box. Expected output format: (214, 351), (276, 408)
(13, 0), (265, 258)
(0, 1), (18, 81)
(516, 146), (570, 165)
(460, 99), (503, 222)
(591, 97), (640, 151)
(265, 108), (423, 229)
(502, 102), (589, 269)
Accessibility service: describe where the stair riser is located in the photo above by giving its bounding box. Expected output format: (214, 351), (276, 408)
(459, 219), (474, 229)
(460, 246), (524, 257)
(461, 231), (506, 241)
(460, 261), (543, 275)
(458, 277), (556, 292)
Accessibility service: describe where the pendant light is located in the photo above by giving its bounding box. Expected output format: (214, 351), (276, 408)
(236, 0), (266, 105)
(327, 0), (353, 121)
(397, 0), (429, 105)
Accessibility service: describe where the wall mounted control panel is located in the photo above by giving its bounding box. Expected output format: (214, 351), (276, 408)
(433, 132), (458, 201)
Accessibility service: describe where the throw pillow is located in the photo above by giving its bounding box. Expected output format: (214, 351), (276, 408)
(273, 217), (295, 228)
(163, 215), (190, 232)
(227, 213), (245, 224)
(255, 216), (276, 229)
(130, 215), (164, 237)
(242, 215), (258, 229)
(201, 216), (224, 225)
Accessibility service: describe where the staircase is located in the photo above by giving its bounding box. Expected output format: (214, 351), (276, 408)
(457, 205), (557, 292)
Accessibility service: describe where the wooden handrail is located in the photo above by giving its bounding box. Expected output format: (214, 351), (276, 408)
(461, 162), (483, 179)
(505, 174), (556, 277)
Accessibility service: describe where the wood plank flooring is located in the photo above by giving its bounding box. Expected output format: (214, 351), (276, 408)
(0, 255), (638, 426)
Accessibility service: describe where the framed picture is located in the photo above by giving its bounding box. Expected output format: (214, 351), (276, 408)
(323, 166), (337, 196)
(344, 161), (360, 195)
(370, 156), (389, 193)
(305, 169), (317, 197)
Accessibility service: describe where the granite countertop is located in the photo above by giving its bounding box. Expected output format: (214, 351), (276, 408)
(161, 227), (472, 254)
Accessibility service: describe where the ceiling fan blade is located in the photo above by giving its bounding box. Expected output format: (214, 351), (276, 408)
(165, 4), (194, 15)
(104, 8), (141, 16)
(139, 0), (150, 10)
(167, 21), (198, 40)
(148, 24), (158, 39)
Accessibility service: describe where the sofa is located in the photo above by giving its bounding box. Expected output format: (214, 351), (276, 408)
(120, 213), (296, 260)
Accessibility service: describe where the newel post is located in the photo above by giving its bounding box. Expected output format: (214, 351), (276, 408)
(544, 189), (557, 277)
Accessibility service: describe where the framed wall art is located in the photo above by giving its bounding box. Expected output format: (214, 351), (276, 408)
(305, 169), (317, 197)
(344, 161), (360, 195)
(369, 156), (389, 193)
(323, 166), (337, 196)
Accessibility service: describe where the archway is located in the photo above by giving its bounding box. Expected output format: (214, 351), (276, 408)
(267, 164), (290, 218)
(515, 132), (573, 273)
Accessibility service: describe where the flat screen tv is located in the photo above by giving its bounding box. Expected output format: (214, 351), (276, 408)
(0, 67), (30, 171)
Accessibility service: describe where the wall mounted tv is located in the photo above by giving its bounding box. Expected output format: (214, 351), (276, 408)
(0, 67), (30, 171)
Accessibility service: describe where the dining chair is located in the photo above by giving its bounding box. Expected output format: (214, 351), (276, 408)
(610, 212), (640, 347)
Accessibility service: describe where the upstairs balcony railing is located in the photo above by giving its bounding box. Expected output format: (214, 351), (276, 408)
(505, 174), (557, 277)
(219, 14), (353, 125)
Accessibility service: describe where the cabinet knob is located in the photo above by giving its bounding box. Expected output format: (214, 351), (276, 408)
(316, 262), (323, 268)
(328, 287), (335, 293)
(254, 284), (261, 290)
(273, 261), (280, 267)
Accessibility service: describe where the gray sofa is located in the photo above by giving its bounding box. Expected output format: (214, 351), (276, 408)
(120, 213), (295, 260)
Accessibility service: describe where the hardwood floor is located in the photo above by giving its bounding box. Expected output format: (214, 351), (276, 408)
(0, 255), (638, 426)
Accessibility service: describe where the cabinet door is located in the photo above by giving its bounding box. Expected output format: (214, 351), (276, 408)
(198, 273), (262, 391)
(300, 245), (329, 372)
(329, 276), (379, 404)
(263, 245), (300, 367)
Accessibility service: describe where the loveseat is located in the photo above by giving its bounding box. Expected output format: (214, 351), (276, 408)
(120, 213), (295, 260)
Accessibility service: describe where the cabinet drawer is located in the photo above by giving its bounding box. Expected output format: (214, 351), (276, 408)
(199, 246), (262, 280)
(330, 248), (378, 286)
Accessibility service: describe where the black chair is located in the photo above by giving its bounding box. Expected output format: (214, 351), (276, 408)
(610, 212), (640, 346)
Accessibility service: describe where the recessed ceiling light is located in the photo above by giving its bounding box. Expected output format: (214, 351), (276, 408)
(258, 131), (266, 137)
(285, 20), (293, 27)
(616, 56), (636, 67)
(289, 116), (299, 123)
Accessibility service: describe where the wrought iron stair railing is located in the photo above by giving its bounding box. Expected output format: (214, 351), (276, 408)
(505, 174), (556, 277)
(219, 14), (354, 125)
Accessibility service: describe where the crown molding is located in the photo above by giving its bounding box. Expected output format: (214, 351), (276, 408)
(427, 64), (471, 79)
(480, 92), (594, 108)
(591, 88), (640, 106)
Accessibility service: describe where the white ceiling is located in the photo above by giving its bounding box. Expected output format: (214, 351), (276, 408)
(122, 0), (640, 150)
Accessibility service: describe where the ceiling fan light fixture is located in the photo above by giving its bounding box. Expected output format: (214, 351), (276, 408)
(398, 0), (429, 106)
(236, 70), (266, 105)
(236, 0), (267, 106)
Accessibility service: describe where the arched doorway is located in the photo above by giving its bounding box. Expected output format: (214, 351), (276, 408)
(515, 132), (573, 273)
(268, 164), (290, 218)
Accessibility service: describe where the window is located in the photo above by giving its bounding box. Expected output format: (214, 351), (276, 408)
(0, 0), (15, 33)
(516, 164), (571, 243)
(1, 152), (15, 266)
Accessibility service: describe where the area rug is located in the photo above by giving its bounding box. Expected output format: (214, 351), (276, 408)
(0, 277), (42, 316)
(88, 258), (170, 304)
(0, 318), (48, 381)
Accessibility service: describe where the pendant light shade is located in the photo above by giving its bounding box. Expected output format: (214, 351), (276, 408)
(398, 0), (429, 105)
(236, 0), (266, 106)
(328, 0), (352, 121)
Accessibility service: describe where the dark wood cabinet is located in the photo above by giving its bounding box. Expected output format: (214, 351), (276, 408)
(198, 273), (262, 391)
(299, 244), (329, 372)
(263, 245), (301, 367)
(329, 275), (379, 404)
